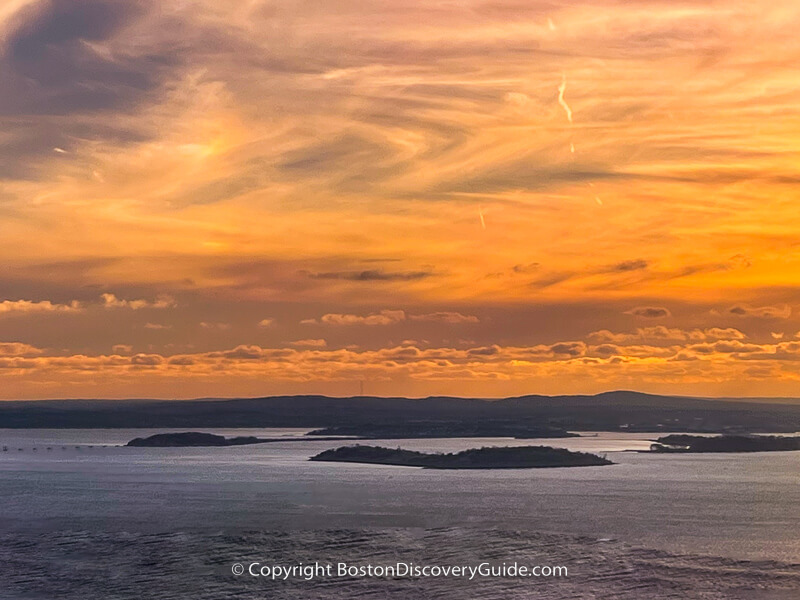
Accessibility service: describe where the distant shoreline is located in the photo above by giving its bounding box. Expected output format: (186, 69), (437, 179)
(125, 432), (350, 447)
(648, 434), (800, 453)
(3, 392), (800, 432)
(307, 423), (578, 439)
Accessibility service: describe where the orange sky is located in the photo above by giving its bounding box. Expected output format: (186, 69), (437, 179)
(3, 0), (800, 399)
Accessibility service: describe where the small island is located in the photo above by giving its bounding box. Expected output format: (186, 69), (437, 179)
(307, 422), (578, 439)
(649, 434), (800, 453)
(126, 432), (268, 447)
(309, 444), (613, 469)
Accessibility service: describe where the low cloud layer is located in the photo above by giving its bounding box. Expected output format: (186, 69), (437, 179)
(4, 325), (800, 398)
(303, 310), (479, 326)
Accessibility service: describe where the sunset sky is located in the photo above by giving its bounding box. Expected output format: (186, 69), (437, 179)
(3, 0), (800, 399)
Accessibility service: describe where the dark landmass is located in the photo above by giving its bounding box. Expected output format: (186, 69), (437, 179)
(310, 444), (613, 469)
(126, 432), (267, 447)
(125, 432), (349, 446)
(308, 422), (578, 439)
(3, 391), (800, 433)
(650, 434), (800, 453)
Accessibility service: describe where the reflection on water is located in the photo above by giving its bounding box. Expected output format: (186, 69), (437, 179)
(1, 429), (799, 599)
(3, 527), (799, 600)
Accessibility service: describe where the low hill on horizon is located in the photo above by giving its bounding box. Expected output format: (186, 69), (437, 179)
(2, 391), (800, 432)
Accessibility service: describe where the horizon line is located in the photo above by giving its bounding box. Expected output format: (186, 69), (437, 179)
(3, 390), (800, 403)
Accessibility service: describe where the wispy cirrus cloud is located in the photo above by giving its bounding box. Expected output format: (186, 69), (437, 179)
(3, 1), (800, 396)
(306, 270), (433, 282)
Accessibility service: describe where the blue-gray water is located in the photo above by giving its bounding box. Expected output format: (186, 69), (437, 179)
(1, 430), (798, 599)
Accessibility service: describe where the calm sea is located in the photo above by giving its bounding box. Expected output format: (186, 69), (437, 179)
(1, 429), (798, 599)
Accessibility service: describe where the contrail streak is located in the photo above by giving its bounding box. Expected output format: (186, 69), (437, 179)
(479, 208), (486, 230)
(558, 75), (573, 123)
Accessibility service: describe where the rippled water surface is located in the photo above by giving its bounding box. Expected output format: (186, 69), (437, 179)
(1, 429), (798, 599)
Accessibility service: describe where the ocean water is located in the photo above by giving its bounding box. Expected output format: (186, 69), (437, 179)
(1, 429), (798, 599)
